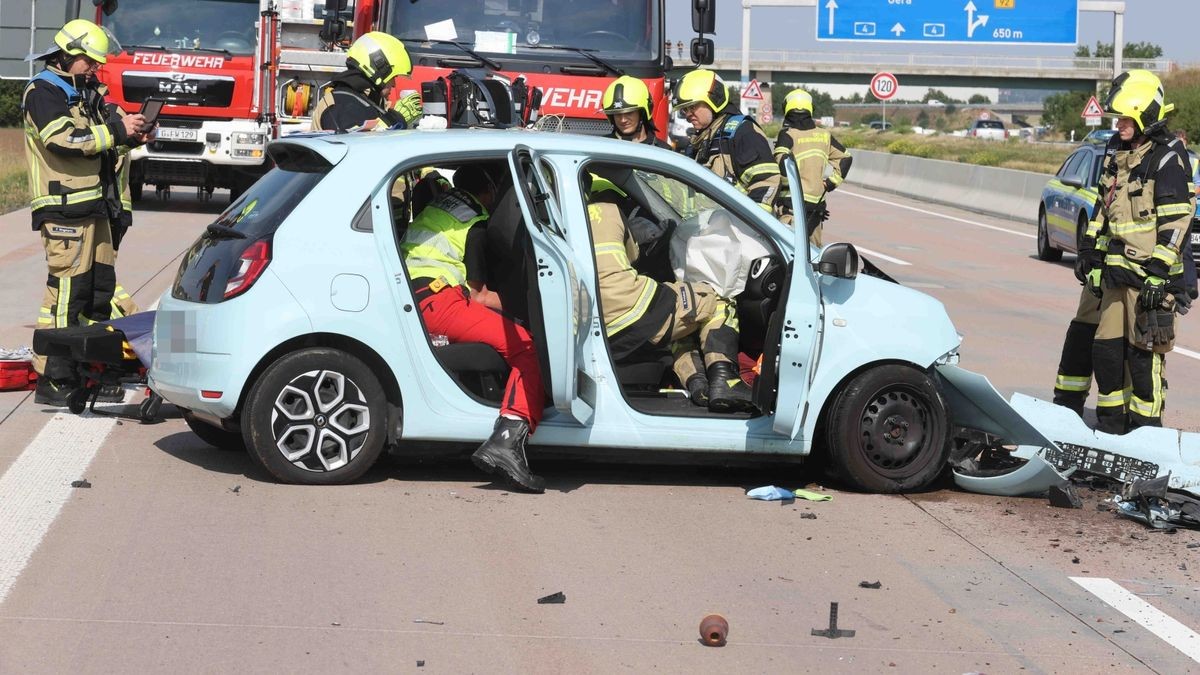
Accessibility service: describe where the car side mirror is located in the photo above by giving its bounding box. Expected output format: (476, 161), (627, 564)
(1059, 175), (1084, 189)
(816, 243), (860, 279)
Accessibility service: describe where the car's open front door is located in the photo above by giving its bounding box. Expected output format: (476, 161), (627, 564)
(770, 155), (822, 439)
(507, 145), (594, 425)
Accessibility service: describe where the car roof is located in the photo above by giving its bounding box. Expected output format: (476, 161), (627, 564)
(273, 128), (687, 168)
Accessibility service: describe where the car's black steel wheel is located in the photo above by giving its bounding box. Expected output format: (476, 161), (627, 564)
(243, 348), (386, 485)
(1036, 209), (1063, 261)
(824, 364), (950, 493)
(183, 410), (246, 452)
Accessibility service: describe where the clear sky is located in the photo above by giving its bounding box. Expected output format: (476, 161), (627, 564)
(665, 0), (1200, 65)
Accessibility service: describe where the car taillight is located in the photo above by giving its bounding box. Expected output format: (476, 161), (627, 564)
(224, 239), (271, 299)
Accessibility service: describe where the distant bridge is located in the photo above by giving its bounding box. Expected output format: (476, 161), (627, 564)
(672, 48), (1175, 92)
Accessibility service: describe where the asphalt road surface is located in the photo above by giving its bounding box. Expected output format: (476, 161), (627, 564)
(1, 185), (1198, 673)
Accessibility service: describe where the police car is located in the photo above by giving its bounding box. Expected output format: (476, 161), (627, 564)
(150, 127), (1032, 493)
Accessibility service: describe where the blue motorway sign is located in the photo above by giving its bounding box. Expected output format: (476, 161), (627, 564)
(816, 0), (1078, 45)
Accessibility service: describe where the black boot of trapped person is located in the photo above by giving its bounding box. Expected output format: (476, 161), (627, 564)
(706, 361), (756, 413)
(34, 377), (74, 407)
(1094, 410), (1128, 436)
(471, 416), (545, 493)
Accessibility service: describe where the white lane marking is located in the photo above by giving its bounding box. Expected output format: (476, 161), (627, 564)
(1071, 576), (1200, 663)
(1175, 347), (1200, 363)
(0, 404), (124, 605)
(839, 188), (1036, 239)
(856, 246), (912, 266)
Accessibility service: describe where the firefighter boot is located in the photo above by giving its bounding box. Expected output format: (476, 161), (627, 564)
(1095, 410), (1128, 436)
(34, 377), (74, 407)
(1051, 392), (1085, 419)
(706, 361), (757, 413)
(471, 416), (545, 493)
(685, 374), (709, 406)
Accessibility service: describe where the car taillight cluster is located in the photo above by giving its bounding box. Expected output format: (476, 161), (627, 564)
(224, 239), (272, 299)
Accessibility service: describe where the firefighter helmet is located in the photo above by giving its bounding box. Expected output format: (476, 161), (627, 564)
(672, 69), (730, 114)
(601, 75), (653, 120)
(346, 32), (412, 89)
(783, 88), (814, 116)
(53, 19), (111, 65)
(1104, 69), (1174, 132)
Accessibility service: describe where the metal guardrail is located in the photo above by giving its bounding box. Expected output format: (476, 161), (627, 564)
(709, 48), (1173, 74)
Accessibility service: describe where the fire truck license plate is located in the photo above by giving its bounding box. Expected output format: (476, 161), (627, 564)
(157, 128), (198, 141)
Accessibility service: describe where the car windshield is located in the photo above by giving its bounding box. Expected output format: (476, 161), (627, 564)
(101, 0), (259, 55)
(975, 120), (1004, 129)
(386, 0), (660, 62)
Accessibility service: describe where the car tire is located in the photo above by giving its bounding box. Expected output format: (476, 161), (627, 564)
(1036, 209), (1063, 262)
(242, 348), (387, 485)
(823, 364), (950, 493)
(183, 410), (246, 452)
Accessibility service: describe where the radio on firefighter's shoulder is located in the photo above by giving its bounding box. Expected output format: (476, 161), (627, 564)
(138, 97), (164, 131)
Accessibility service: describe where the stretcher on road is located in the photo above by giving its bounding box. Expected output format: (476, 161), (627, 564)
(32, 311), (163, 423)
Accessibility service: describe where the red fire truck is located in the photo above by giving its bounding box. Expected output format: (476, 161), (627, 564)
(89, 0), (279, 202)
(351, 0), (680, 139)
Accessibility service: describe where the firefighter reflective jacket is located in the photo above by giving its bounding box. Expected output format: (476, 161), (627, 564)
(773, 112), (852, 206)
(401, 188), (487, 285)
(310, 70), (400, 132)
(688, 113), (781, 210)
(1087, 134), (1194, 288)
(588, 201), (674, 355)
(22, 67), (129, 230)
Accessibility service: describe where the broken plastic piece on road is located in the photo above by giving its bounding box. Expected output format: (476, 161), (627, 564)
(537, 591), (565, 604)
(1048, 484), (1082, 509)
(793, 488), (832, 501)
(800, 512), (818, 519)
(70, 479), (91, 488)
(811, 601), (855, 639)
(699, 614), (728, 647)
(746, 485), (794, 501)
(859, 580), (882, 589)
(413, 619), (445, 625)
(416, 661), (425, 667)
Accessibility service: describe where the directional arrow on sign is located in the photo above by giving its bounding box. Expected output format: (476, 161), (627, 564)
(891, 23), (905, 37)
(825, 0), (838, 36)
(965, 1), (990, 39)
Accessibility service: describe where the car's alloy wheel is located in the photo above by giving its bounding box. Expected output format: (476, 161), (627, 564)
(1036, 209), (1063, 262)
(244, 348), (387, 484)
(824, 364), (950, 493)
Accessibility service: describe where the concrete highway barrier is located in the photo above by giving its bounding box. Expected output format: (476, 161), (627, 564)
(845, 149), (1049, 225)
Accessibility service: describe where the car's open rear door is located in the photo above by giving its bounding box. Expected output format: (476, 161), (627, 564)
(507, 145), (594, 425)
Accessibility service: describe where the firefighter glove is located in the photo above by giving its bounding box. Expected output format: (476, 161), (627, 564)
(1085, 268), (1103, 298)
(393, 91), (423, 125)
(1176, 291), (1192, 316)
(1137, 308), (1175, 346)
(1138, 275), (1168, 310)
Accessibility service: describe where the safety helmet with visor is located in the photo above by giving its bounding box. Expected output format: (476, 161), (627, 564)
(346, 32), (412, 90)
(1104, 69), (1174, 133)
(783, 88), (814, 116)
(672, 69), (730, 115)
(29, 19), (118, 65)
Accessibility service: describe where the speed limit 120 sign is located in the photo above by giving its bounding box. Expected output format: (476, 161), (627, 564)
(870, 72), (899, 101)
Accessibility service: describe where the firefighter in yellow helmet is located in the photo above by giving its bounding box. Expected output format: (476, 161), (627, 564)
(1078, 70), (1195, 433)
(23, 19), (151, 405)
(773, 88), (852, 246)
(672, 69), (781, 211)
(601, 75), (670, 149)
(311, 31), (422, 132)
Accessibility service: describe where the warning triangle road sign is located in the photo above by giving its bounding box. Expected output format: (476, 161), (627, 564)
(741, 79), (763, 101)
(1081, 95), (1104, 119)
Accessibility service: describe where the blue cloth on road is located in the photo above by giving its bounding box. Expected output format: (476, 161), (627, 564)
(746, 485), (795, 501)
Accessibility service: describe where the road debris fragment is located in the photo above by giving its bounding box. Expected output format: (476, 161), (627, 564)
(1048, 484), (1082, 509)
(537, 591), (565, 604)
(413, 619), (444, 625)
(811, 602), (855, 639)
(800, 512), (818, 520)
(70, 479), (91, 488)
(859, 581), (882, 589)
(699, 614), (728, 647)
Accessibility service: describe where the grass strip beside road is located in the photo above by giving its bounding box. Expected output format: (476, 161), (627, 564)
(836, 129), (1074, 175)
(0, 128), (28, 215)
